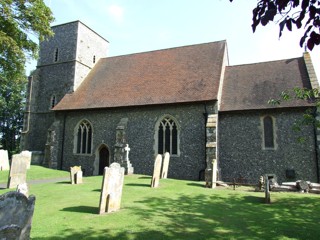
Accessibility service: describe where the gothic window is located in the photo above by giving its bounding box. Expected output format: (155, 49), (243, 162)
(157, 116), (179, 155)
(54, 48), (59, 62)
(263, 116), (275, 149)
(50, 95), (56, 109)
(75, 120), (92, 154)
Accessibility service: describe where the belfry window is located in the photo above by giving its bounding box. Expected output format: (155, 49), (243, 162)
(75, 120), (92, 154)
(50, 95), (56, 109)
(263, 116), (275, 149)
(157, 116), (179, 155)
(54, 48), (59, 62)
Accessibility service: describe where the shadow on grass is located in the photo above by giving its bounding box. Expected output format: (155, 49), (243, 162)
(187, 182), (205, 188)
(125, 183), (150, 187)
(138, 176), (151, 179)
(60, 206), (98, 214)
(92, 189), (101, 192)
(55, 181), (70, 185)
(36, 191), (320, 240)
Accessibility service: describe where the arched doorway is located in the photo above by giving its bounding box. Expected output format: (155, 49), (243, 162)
(99, 146), (110, 175)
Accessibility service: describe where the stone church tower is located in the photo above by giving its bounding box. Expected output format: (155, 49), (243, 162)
(21, 21), (109, 164)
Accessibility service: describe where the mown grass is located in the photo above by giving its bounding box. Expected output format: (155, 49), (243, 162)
(0, 165), (69, 184)
(1, 166), (320, 239)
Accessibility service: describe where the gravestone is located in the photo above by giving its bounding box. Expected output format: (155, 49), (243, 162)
(7, 154), (28, 189)
(0, 150), (9, 171)
(264, 174), (276, 204)
(161, 152), (170, 179)
(20, 151), (32, 169)
(99, 162), (125, 214)
(16, 183), (29, 197)
(151, 154), (162, 188)
(70, 166), (83, 184)
(0, 191), (36, 240)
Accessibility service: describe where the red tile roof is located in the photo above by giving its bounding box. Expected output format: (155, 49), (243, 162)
(54, 41), (227, 111)
(220, 57), (313, 112)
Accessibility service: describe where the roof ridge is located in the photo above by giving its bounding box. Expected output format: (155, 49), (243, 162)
(104, 40), (226, 60)
(228, 56), (302, 68)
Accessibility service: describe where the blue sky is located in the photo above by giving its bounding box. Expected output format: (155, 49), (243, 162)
(27, 0), (319, 79)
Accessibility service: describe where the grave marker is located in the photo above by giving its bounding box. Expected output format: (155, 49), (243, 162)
(151, 154), (162, 188)
(161, 152), (170, 179)
(0, 150), (9, 171)
(70, 166), (83, 184)
(0, 191), (36, 240)
(99, 163), (125, 214)
(7, 155), (28, 189)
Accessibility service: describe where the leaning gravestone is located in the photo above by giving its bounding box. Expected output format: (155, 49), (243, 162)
(161, 152), (170, 179)
(0, 150), (10, 171)
(151, 154), (162, 188)
(70, 166), (83, 184)
(0, 191), (36, 240)
(99, 163), (125, 214)
(7, 155), (28, 189)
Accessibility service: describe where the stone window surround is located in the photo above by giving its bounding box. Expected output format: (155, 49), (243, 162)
(261, 115), (278, 150)
(73, 119), (93, 155)
(154, 114), (180, 157)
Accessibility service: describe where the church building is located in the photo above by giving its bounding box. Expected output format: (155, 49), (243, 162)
(21, 21), (320, 184)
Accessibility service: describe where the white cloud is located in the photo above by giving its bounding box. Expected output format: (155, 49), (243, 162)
(107, 4), (124, 23)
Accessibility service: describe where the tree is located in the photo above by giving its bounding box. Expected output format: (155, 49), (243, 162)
(230, 0), (320, 50)
(0, 0), (54, 156)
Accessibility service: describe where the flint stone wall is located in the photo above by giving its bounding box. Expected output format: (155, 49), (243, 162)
(55, 102), (217, 180)
(218, 109), (318, 184)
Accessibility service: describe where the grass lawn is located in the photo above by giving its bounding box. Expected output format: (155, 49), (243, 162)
(1, 166), (320, 239)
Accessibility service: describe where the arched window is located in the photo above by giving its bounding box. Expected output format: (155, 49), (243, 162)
(157, 116), (179, 155)
(75, 120), (92, 154)
(263, 116), (275, 149)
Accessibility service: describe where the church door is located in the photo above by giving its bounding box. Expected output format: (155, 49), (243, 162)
(99, 146), (109, 175)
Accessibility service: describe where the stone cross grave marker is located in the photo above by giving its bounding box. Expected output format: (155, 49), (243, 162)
(124, 144), (130, 161)
(70, 166), (83, 184)
(0, 150), (9, 171)
(7, 154), (28, 189)
(161, 152), (170, 179)
(0, 191), (36, 240)
(99, 162), (125, 214)
(151, 154), (162, 188)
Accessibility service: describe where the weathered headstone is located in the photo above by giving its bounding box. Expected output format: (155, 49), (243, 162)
(0, 191), (36, 240)
(70, 166), (83, 184)
(151, 154), (162, 188)
(7, 155), (28, 189)
(16, 183), (29, 197)
(0, 150), (10, 171)
(161, 152), (170, 179)
(99, 163), (125, 214)
(264, 174), (276, 204)
(20, 151), (32, 169)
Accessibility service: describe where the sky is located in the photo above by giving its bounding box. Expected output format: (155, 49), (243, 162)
(27, 0), (319, 79)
